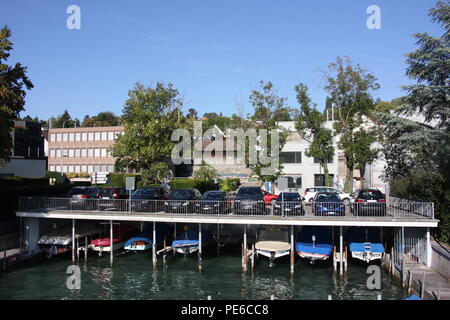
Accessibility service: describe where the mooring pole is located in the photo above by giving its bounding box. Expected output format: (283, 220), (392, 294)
(76, 236), (80, 261)
(109, 220), (113, 266)
(426, 227), (431, 268)
(72, 219), (75, 263)
(153, 221), (157, 270)
(290, 225), (294, 275)
(198, 223), (202, 272)
(84, 236), (88, 263)
(163, 239), (167, 268)
(339, 226), (343, 276)
(217, 224), (220, 254)
(140, 222), (143, 232)
(243, 225), (248, 272)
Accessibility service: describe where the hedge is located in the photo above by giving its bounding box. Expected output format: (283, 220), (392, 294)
(170, 179), (217, 194)
(108, 173), (142, 188)
(0, 176), (49, 188)
(219, 178), (241, 192)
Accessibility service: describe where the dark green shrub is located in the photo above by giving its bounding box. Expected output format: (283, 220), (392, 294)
(108, 173), (141, 187)
(170, 179), (217, 194)
(219, 178), (241, 192)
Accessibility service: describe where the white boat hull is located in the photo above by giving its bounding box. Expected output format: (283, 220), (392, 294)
(91, 241), (125, 253)
(351, 251), (383, 263)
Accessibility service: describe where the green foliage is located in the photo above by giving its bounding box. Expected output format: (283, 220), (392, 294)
(324, 56), (380, 192)
(219, 178), (241, 192)
(0, 26), (34, 163)
(0, 176), (49, 188)
(194, 162), (218, 180)
(49, 109), (80, 128)
(170, 178), (217, 194)
(111, 82), (191, 172)
(108, 173), (141, 187)
(295, 83), (335, 186)
(141, 161), (171, 185)
(380, 1), (450, 243)
(46, 171), (69, 184)
(81, 111), (120, 127)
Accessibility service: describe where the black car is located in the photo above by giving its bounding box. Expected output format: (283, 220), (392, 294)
(273, 192), (304, 216)
(233, 187), (265, 215)
(131, 188), (166, 212)
(313, 192), (345, 216)
(164, 188), (202, 214)
(97, 187), (128, 211)
(68, 186), (100, 210)
(353, 189), (386, 216)
(195, 191), (231, 214)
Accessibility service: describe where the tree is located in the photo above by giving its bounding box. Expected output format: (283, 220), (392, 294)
(246, 81), (289, 182)
(186, 108), (198, 120)
(295, 83), (335, 186)
(50, 110), (80, 128)
(0, 26), (33, 162)
(380, 1), (450, 242)
(111, 82), (190, 172)
(324, 57), (380, 192)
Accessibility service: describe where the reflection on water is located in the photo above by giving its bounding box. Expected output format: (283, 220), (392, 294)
(0, 249), (406, 300)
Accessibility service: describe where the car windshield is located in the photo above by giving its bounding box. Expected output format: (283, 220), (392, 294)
(99, 188), (112, 196)
(238, 188), (262, 196)
(140, 189), (155, 197)
(316, 193), (341, 202)
(170, 190), (194, 200)
(202, 192), (224, 200)
(278, 193), (300, 201)
(358, 190), (383, 200)
(69, 188), (86, 195)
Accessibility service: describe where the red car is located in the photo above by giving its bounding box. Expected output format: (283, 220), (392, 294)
(262, 190), (278, 205)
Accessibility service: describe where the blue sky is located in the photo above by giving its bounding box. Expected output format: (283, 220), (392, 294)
(0, 0), (443, 121)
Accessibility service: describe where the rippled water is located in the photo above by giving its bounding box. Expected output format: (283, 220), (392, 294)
(0, 247), (406, 300)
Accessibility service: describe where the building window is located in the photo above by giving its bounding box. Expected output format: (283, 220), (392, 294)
(101, 132), (107, 141)
(100, 165), (107, 172)
(50, 149), (55, 158)
(69, 133), (74, 141)
(88, 132), (94, 141)
(56, 149), (61, 158)
(51, 134), (56, 142)
(82, 132), (87, 141)
(94, 132), (101, 141)
(283, 176), (302, 189)
(88, 149), (94, 157)
(68, 165), (74, 173)
(94, 148), (100, 157)
(75, 165), (80, 173)
(68, 149), (74, 157)
(75, 149), (80, 157)
(314, 174), (335, 186)
(108, 131), (114, 140)
(56, 133), (62, 142)
(107, 165), (114, 172)
(81, 149), (87, 157)
(94, 165), (100, 172)
(62, 165), (68, 173)
(87, 165), (93, 173)
(62, 133), (68, 142)
(81, 165), (87, 173)
(56, 165), (61, 172)
(49, 165), (55, 171)
(280, 152), (302, 164)
(314, 157), (333, 164)
(75, 132), (81, 141)
(101, 148), (107, 157)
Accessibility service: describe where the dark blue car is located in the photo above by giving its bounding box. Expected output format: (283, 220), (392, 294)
(313, 192), (345, 216)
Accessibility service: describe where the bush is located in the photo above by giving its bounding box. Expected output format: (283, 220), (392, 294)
(170, 178), (217, 194)
(219, 178), (241, 192)
(108, 173), (141, 187)
(0, 176), (49, 188)
(194, 162), (218, 180)
(46, 171), (69, 184)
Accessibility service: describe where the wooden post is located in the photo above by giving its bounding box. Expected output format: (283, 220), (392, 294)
(72, 219), (75, 263)
(290, 225), (294, 275)
(251, 243), (255, 271)
(152, 221), (157, 270)
(109, 220), (113, 266)
(421, 271), (426, 298)
(198, 223), (202, 272)
(407, 270), (412, 294)
(339, 226), (343, 276)
(333, 246), (337, 271)
(84, 236), (88, 263)
(163, 239), (167, 268)
(243, 225), (247, 272)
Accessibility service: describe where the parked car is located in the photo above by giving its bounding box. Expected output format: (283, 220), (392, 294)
(131, 188), (166, 212)
(195, 190), (232, 214)
(233, 187), (265, 215)
(303, 187), (352, 204)
(68, 186), (100, 210)
(273, 192), (304, 216)
(313, 192), (345, 216)
(262, 190), (278, 205)
(97, 187), (128, 211)
(352, 189), (386, 216)
(164, 188), (202, 213)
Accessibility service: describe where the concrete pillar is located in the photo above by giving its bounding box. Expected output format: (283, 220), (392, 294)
(290, 225), (294, 275)
(243, 225), (247, 272)
(153, 221), (157, 270)
(110, 220), (113, 266)
(339, 226), (343, 276)
(426, 228), (432, 268)
(72, 219), (75, 263)
(198, 223), (202, 272)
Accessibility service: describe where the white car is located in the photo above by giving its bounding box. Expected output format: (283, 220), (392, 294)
(303, 187), (353, 204)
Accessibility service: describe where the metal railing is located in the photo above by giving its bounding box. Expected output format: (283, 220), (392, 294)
(17, 197), (435, 220)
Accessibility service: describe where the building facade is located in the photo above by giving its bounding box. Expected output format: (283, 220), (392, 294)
(47, 126), (124, 174)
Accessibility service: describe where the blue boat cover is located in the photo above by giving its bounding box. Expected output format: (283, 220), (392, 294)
(346, 227), (384, 253)
(172, 226), (213, 247)
(404, 294), (422, 300)
(124, 223), (173, 247)
(296, 226), (333, 256)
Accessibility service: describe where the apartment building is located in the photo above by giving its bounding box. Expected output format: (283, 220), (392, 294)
(47, 126), (124, 174)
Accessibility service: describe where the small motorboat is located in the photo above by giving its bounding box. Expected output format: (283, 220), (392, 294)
(172, 225), (213, 255)
(346, 227), (384, 263)
(38, 222), (100, 259)
(255, 227), (291, 267)
(90, 224), (139, 256)
(124, 223), (173, 251)
(296, 226), (333, 262)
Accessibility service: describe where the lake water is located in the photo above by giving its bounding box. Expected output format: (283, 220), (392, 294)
(0, 246), (406, 300)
